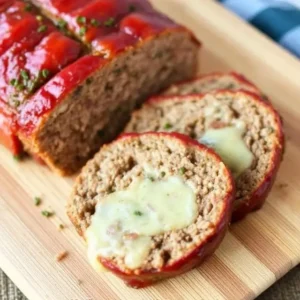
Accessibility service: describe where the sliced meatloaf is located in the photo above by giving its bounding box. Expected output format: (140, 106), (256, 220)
(0, 0), (199, 175)
(125, 91), (284, 221)
(67, 132), (235, 288)
(164, 72), (262, 96)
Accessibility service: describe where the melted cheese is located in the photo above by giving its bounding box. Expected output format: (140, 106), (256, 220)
(199, 125), (254, 178)
(86, 176), (197, 270)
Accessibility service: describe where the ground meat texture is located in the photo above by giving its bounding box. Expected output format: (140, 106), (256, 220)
(125, 91), (285, 221)
(18, 30), (198, 175)
(164, 72), (262, 96)
(67, 132), (235, 287)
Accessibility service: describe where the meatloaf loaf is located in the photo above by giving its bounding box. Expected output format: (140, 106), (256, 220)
(125, 91), (284, 221)
(0, 0), (199, 175)
(67, 132), (235, 288)
(164, 72), (262, 96)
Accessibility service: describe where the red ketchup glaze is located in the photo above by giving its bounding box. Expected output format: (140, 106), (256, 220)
(0, 99), (22, 155)
(0, 1), (82, 154)
(24, 31), (81, 81)
(33, 0), (180, 57)
(18, 55), (107, 135)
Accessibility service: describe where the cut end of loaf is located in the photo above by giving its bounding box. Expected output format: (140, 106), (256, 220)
(125, 90), (285, 221)
(19, 30), (199, 175)
(67, 132), (235, 287)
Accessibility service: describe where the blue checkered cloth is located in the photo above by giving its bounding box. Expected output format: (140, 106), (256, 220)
(218, 0), (300, 58)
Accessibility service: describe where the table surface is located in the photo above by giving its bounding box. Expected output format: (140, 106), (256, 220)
(1, 266), (300, 300)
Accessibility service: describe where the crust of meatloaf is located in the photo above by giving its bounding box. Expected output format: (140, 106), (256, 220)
(163, 72), (262, 96)
(17, 28), (199, 175)
(67, 132), (235, 287)
(125, 91), (284, 221)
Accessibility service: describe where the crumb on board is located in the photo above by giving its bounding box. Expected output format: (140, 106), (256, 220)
(58, 224), (65, 230)
(55, 251), (68, 262)
(41, 210), (54, 217)
(78, 279), (83, 285)
(34, 196), (42, 206)
(277, 183), (288, 189)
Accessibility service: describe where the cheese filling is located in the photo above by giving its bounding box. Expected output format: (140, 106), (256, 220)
(86, 176), (197, 270)
(199, 124), (254, 178)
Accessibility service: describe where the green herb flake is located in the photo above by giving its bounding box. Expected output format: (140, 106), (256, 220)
(13, 155), (21, 161)
(57, 19), (67, 29)
(37, 25), (47, 33)
(129, 4), (136, 12)
(16, 84), (25, 91)
(13, 100), (21, 107)
(41, 210), (54, 217)
(164, 123), (173, 130)
(104, 17), (115, 27)
(59, 224), (65, 230)
(24, 3), (32, 11)
(36, 15), (43, 22)
(179, 167), (187, 175)
(10, 79), (17, 87)
(34, 197), (42, 206)
(134, 211), (143, 216)
(148, 176), (155, 182)
(161, 171), (166, 177)
(79, 26), (87, 36)
(76, 16), (87, 25)
(20, 70), (29, 80)
(42, 69), (50, 79)
(91, 18), (100, 27)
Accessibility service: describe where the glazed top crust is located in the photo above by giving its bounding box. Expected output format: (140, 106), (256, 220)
(0, 0), (195, 153)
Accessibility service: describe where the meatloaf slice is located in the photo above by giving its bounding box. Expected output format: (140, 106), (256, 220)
(164, 72), (261, 96)
(67, 132), (235, 288)
(18, 30), (199, 175)
(1, 0), (199, 174)
(125, 91), (284, 221)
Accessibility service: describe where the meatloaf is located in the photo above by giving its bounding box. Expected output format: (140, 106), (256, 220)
(0, 0), (199, 175)
(164, 72), (262, 96)
(67, 132), (235, 288)
(125, 91), (284, 221)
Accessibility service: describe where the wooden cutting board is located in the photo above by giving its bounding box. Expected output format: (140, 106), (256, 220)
(1, 1), (300, 299)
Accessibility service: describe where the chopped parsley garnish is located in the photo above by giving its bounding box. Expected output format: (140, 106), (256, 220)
(164, 123), (173, 130)
(134, 211), (143, 216)
(77, 16), (87, 24)
(16, 84), (25, 91)
(129, 4), (136, 12)
(34, 197), (42, 206)
(20, 70), (29, 80)
(36, 15), (43, 22)
(10, 79), (18, 87)
(41, 210), (54, 217)
(13, 100), (20, 107)
(57, 19), (67, 29)
(148, 176), (155, 182)
(13, 155), (21, 161)
(161, 171), (166, 177)
(24, 3), (32, 11)
(104, 17), (115, 27)
(37, 25), (47, 33)
(59, 224), (65, 230)
(42, 69), (50, 79)
(179, 167), (187, 175)
(91, 18), (100, 27)
(79, 27), (87, 36)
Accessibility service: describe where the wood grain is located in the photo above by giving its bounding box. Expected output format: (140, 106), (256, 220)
(1, 1), (300, 299)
